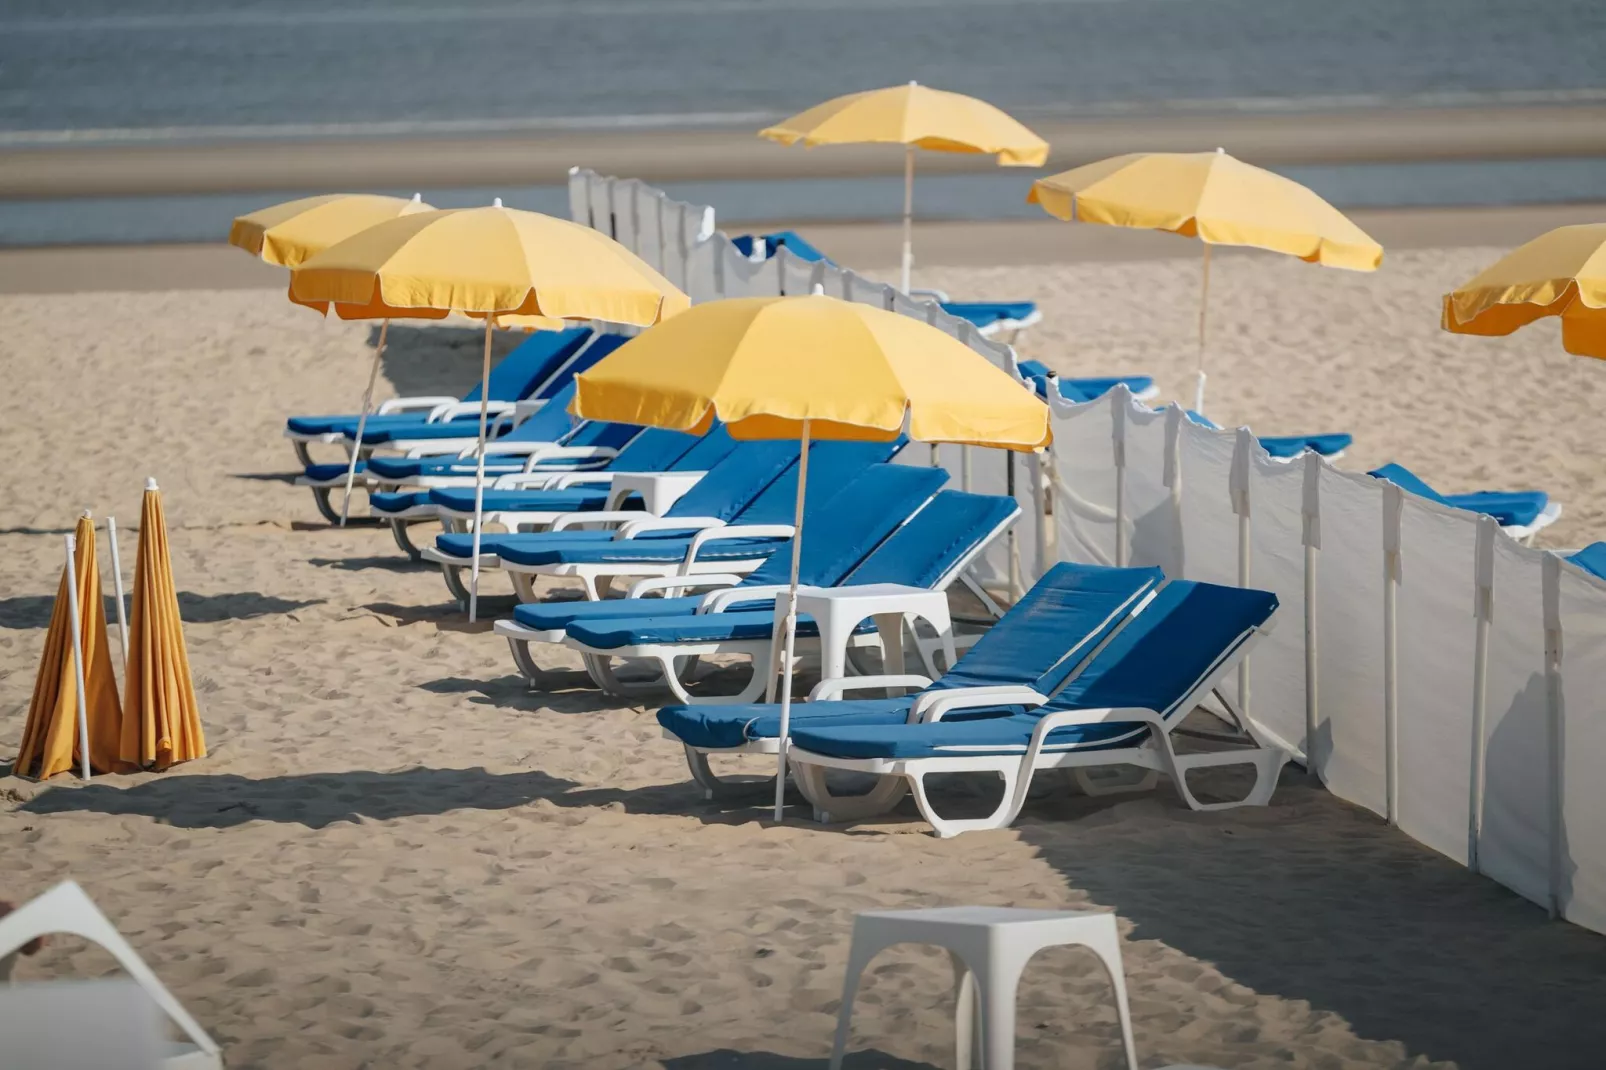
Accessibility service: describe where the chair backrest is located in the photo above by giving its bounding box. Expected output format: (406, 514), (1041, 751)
(729, 438), (907, 526)
(662, 440), (799, 522)
(500, 381), (585, 443)
(537, 331), (631, 399)
(594, 426), (699, 472)
(843, 490), (1018, 593)
(741, 464), (950, 588)
(667, 423), (739, 471)
(1569, 543), (1606, 581)
(1046, 580), (1278, 719)
(463, 326), (594, 403)
(1368, 462), (1450, 507)
(926, 562), (1164, 693)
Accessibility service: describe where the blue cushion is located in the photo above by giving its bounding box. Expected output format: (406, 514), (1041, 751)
(365, 455), (557, 480)
(498, 534), (785, 568)
(437, 529), (685, 563)
(568, 608), (874, 650)
(1370, 463), (1549, 527)
(791, 711), (1135, 760)
(513, 595), (711, 633)
(1257, 432), (1352, 459)
(844, 491), (1017, 590)
(1569, 543), (1606, 580)
(940, 301), (1037, 328)
(1066, 375), (1154, 399)
(428, 487), (611, 514)
(369, 490), (435, 514)
(658, 697), (914, 751)
(303, 461), (367, 482)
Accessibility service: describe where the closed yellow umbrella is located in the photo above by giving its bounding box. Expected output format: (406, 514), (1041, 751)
(573, 293), (1049, 819)
(760, 82), (1048, 291)
(15, 514), (124, 781)
(231, 192), (436, 525)
(121, 480), (206, 771)
(1030, 148), (1384, 412)
(1441, 223), (1606, 358)
(290, 199), (690, 619)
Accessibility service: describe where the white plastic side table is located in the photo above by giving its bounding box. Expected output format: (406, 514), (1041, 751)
(792, 583), (956, 681)
(606, 471), (706, 515)
(831, 906), (1139, 1070)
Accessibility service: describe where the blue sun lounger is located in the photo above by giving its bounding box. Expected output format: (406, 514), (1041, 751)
(491, 462), (957, 688)
(1013, 359), (1158, 406)
(283, 326), (595, 465)
(549, 480), (1020, 706)
(1566, 543), (1606, 580)
(1369, 462), (1560, 543)
(1182, 410), (1352, 461)
(657, 560), (1164, 799)
(785, 579), (1286, 837)
(426, 438), (897, 606)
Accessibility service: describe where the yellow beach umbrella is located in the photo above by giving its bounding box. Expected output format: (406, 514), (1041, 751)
(761, 82), (1048, 291)
(121, 479), (206, 771)
(1441, 223), (1606, 358)
(231, 192), (436, 525)
(290, 199), (690, 620)
(15, 514), (124, 781)
(573, 293), (1049, 819)
(1029, 148), (1384, 412)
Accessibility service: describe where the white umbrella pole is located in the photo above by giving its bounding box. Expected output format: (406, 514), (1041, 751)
(62, 534), (91, 781)
(1194, 243), (1212, 414)
(468, 319), (494, 623)
(105, 515), (129, 668)
(901, 146), (915, 294)
(340, 319), (388, 526)
(773, 420), (811, 822)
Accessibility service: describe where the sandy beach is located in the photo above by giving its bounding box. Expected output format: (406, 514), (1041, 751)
(4, 226), (1606, 1068)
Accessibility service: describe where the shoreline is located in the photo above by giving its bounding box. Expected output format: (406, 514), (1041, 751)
(2, 201), (1602, 295)
(2, 102), (1604, 200)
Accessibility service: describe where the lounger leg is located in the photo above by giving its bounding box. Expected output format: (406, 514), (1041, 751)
(442, 564), (472, 608)
(683, 746), (776, 800)
(390, 520), (423, 562)
(309, 486), (342, 525)
(793, 762), (909, 823)
(509, 572), (539, 603)
(291, 440), (315, 467)
(1072, 767), (1160, 797)
(907, 767), (1027, 839)
(506, 636), (548, 685)
(1159, 737), (1289, 811)
(950, 951), (981, 1070)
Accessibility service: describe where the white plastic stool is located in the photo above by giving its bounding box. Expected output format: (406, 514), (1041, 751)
(830, 906), (1139, 1070)
(793, 583), (957, 682)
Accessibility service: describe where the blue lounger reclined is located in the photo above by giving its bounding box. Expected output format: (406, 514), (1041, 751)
(1014, 360), (1158, 405)
(658, 560), (1164, 799)
(1566, 543), (1606, 580)
(784, 579), (1287, 837)
(283, 326), (596, 465)
(1369, 462), (1561, 543)
(426, 438), (896, 607)
(544, 479), (1020, 706)
(1182, 410), (1352, 461)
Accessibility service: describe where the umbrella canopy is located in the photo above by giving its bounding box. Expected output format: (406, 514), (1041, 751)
(573, 294), (1048, 819)
(121, 480), (206, 771)
(15, 515), (124, 780)
(760, 82), (1048, 291)
(1029, 149), (1383, 412)
(1441, 223), (1606, 358)
(229, 193), (433, 269)
(290, 201), (691, 618)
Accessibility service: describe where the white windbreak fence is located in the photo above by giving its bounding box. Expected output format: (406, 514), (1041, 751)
(567, 167), (1034, 597)
(1045, 385), (1606, 935)
(568, 168), (1606, 935)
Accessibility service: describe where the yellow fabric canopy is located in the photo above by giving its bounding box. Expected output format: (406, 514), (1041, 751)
(1029, 150), (1383, 270)
(289, 203), (689, 326)
(229, 193), (432, 269)
(15, 515), (124, 780)
(759, 82), (1048, 165)
(1441, 223), (1606, 359)
(571, 294), (1051, 450)
(121, 482), (206, 771)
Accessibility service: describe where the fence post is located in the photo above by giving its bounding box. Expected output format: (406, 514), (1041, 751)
(1230, 429), (1253, 720)
(1112, 390), (1127, 567)
(1381, 482), (1404, 826)
(1542, 552), (1565, 919)
(1302, 450), (1322, 778)
(1468, 514), (1497, 873)
(1163, 405), (1184, 579)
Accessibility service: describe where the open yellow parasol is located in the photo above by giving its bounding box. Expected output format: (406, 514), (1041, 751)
(231, 192), (436, 524)
(121, 479), (206, 771)
(290, 199), (690, 619)
(761, 82), (1048, 291)
(1441, 223), (1606, 358)
(15, 514), (124, 780)
(573, 293), (1049, 819)
(1029, 148), (1383, 412)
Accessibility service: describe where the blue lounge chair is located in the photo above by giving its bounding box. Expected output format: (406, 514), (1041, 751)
(427, 438), (898, 607)
(785, 579), (1285, 837)
(1369, 462), (1560, 543)
(552, 481), (1019, 706)
(657, 561), (1164, 799)
(1182, 410), (1352, 461)
(282, 326), (595, 465)
(1567, 543), (1606, 580)
(1014, 360), (1159, 406)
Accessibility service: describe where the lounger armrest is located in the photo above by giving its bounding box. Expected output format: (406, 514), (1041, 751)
(681, 524), (794, 565)
(908, 287), (950, 302)
(403, 443), (477, 458)
(549, 472), (616, 489)
(614, 516), (722, 540)
(492, 472), (600, 490)
(919, 687), (1048, 724)
(1021, 707), (1164, 768)
(515, 445), (617, 469)
(376, 395), (457, 415)
(699, 583), (791, 614)
(548, 509), (647, 532)
(627, 574), (745, 599)
(431, 400), (516, 423)
(809, 675), (933, 701)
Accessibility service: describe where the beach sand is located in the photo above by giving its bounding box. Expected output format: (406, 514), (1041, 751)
(3, 236), (1606, 1069)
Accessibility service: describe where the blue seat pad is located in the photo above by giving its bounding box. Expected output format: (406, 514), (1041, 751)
(370, 490), (435, 514)
(566, 608), (875, 650)
(1257, 432), (1353, 459)
(427, 487), (611, 514)
(496, 535), (785, 568)
(658, 696), (915, 750)
(790, 710), (1139, 760)
(365, 455), (553, 480)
